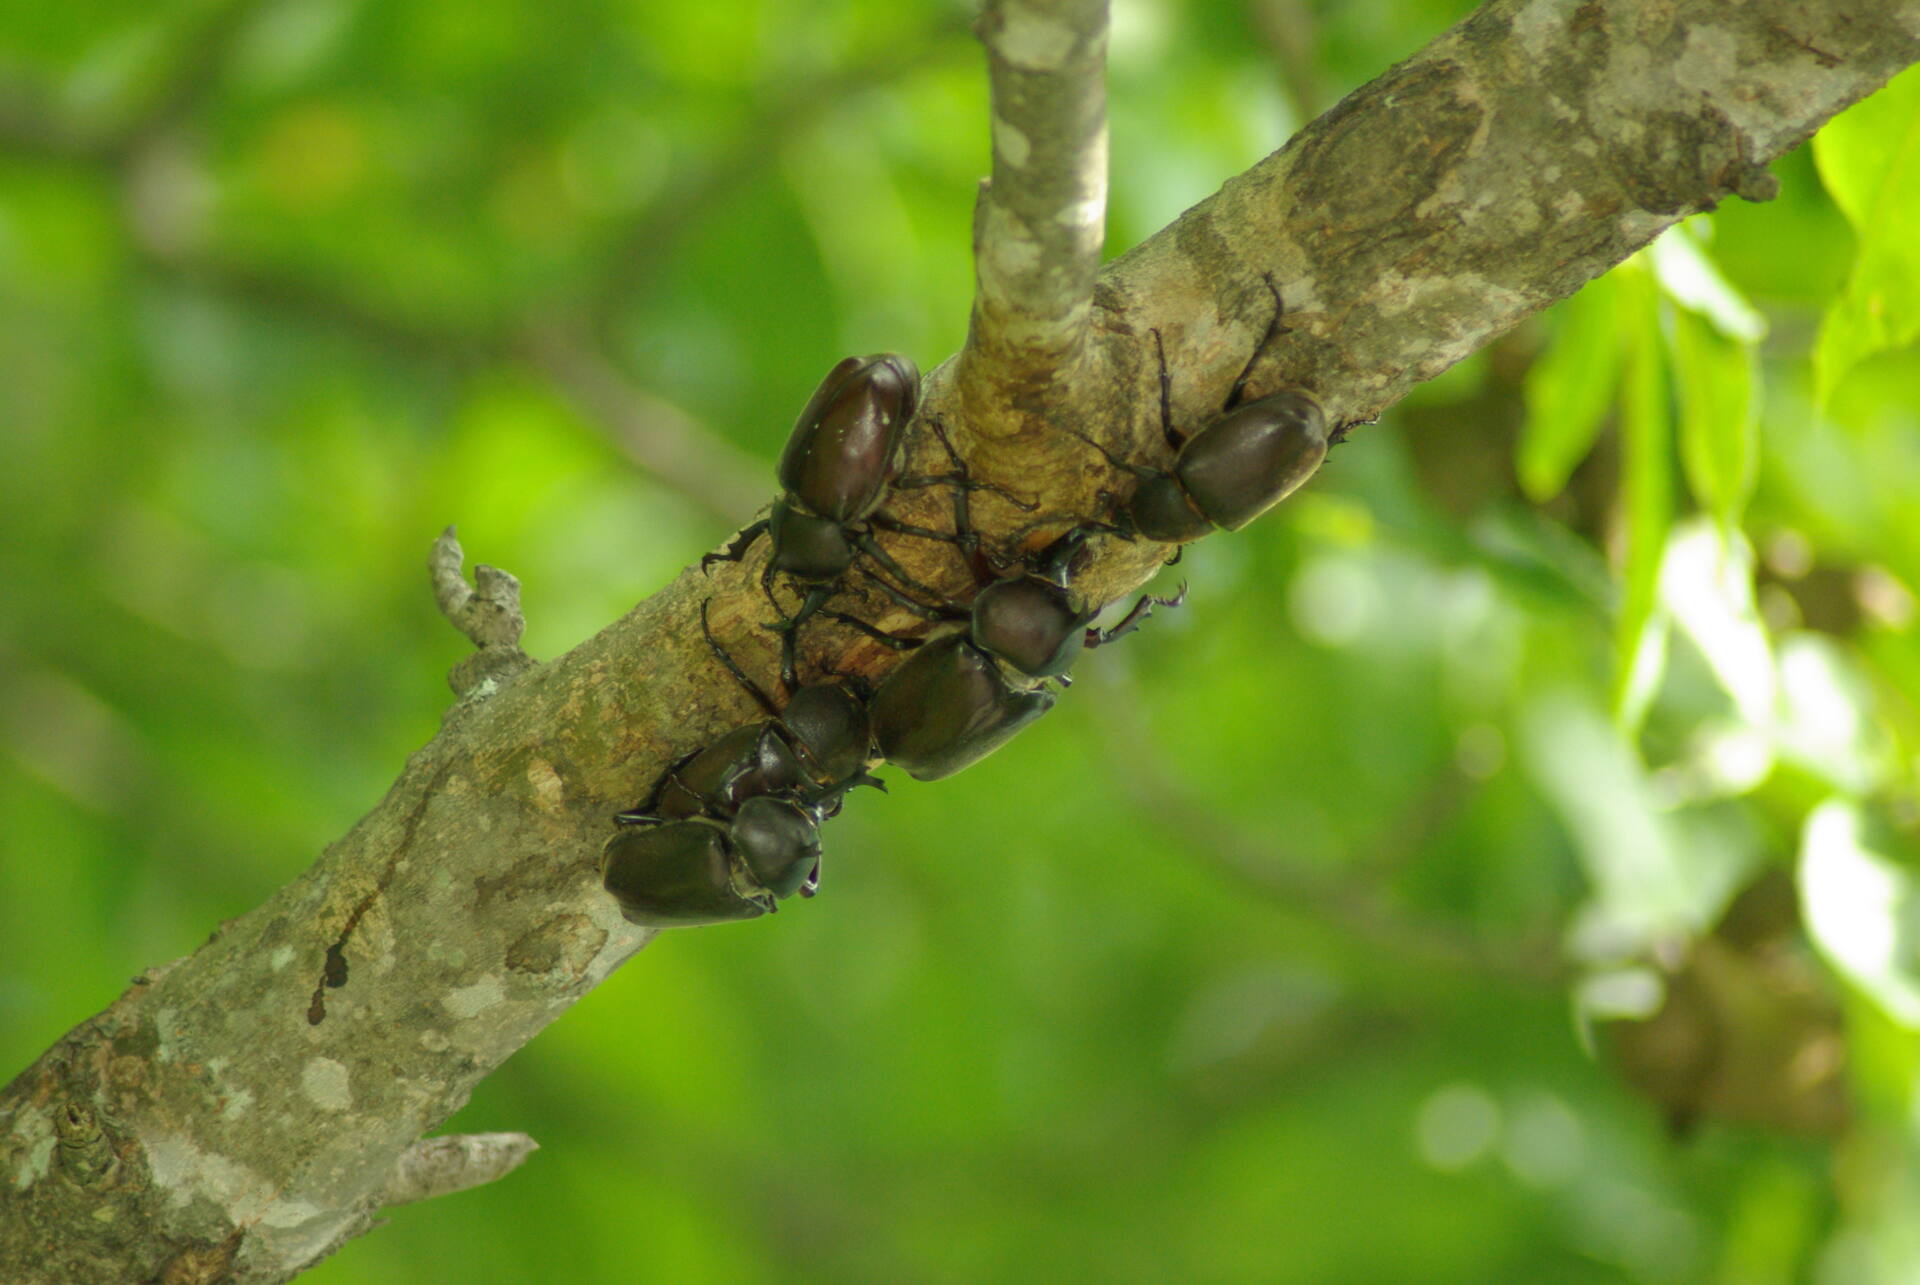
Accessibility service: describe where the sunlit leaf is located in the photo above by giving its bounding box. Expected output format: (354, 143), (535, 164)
(1517, 273), (1621, 502)
(1813, 63), (1920, 404)
(1659, 520), (1774, 730)
(1777, 633), (1892, 792)
(1521, 693), (1744, 952)
(1798, 798), (1920, 1029)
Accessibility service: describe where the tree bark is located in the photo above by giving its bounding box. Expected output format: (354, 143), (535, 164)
(3, 1), (1916, 1280)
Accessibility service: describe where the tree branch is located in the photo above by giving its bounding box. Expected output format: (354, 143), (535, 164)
(579, 15), (973, 333)
(957, 0), (1112, 438)
(1089, 669), (1563, 985)
(518, 319), (770, 524)
(3, 1), (1916, 1280)
(0, 0), (265, 161)
(2, 18), (863, 527)
(1247, 0), (1329, 122)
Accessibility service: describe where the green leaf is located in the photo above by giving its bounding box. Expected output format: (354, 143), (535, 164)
(1517, 273), (1622, 501)
(1612, 263), (1672, 731)
(1812, 62), (1920, 404)
(1669, 308), (1758, 532)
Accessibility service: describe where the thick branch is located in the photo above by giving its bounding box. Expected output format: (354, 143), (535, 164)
(957, 0), (1111, 437)
(2, 2), (1915, 1281)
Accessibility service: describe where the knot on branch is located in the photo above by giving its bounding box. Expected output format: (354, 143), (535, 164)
(431, 527), (534, 699)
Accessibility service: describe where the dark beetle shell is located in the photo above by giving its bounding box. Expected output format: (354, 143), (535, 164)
(652, 724), (802, 822)
(970, 576), (1089, 679)
(776, 354), (920, 523)
(601, 822), (775, 927)
(1128, 474), (1213, 544)
(730, 796), (822, 898)
(1175, 389), (1327, 532)
(870, 634), (1056, 781)
(780, 682), (875, 786)
(767, 500), (857, 583)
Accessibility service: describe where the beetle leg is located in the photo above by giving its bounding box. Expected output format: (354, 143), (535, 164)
(701, 518), (771, 574)
(1032, 527), (1094, 587)
(853, 563), (965, 622)
(768, 584), (835, 694)
(869, 514), (973, 546)
(1085, 582), (1188, 649)
(1065, 426), (1154, 480)
(816, 608), (925, 652)
(892, 474), (1039, 511)
(1329, 413), (1375, 446)
(1224, 274), (1289, 411)
(758, 550), (791, 623)
(897, 416), (1040, 512)
(909, 414), (994, 581)
(851, 530), (967, 608)
(699, 600), (781, 716)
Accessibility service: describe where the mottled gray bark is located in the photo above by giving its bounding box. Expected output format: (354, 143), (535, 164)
(957, 0), (1112, 437)
(3, 1), (1916, 1281)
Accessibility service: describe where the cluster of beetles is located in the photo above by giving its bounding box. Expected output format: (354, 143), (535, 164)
(600, 285), (1333, 928)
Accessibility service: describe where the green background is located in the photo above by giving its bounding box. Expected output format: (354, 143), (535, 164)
(4, 1), (1920, 1281)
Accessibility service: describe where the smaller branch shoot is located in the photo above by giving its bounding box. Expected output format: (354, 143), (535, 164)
(379, 1133), (541, 1208)
(959, 0), (1111, 436)
(432, 527), (534, 698)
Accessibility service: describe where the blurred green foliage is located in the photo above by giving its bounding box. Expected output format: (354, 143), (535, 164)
(3, 1), (1919, 1281)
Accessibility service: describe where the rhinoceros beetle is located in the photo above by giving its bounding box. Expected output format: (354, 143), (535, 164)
(1075, 279), (1330, 544)
(701, 353), (1032, 689)
(866, 632), (1056, 780)
(601, 794), (822, 927)
(824, 436), (1183, 780)
(602, 602), (881, 926)
(620, 602), (881, 826)
(851, 531), (1180, 779)
(836, 525), (1183, 683)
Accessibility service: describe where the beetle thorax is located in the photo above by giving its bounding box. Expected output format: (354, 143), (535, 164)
(971, 576), (1087, 678)
(1129, 474), (1213, 543)
(769, 499), (857, 582)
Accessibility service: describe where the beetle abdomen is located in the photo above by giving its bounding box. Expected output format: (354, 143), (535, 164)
(1176, 390), (1327, 532)
(776, 354), (920, 522)
(871, 635), (1056, 781)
